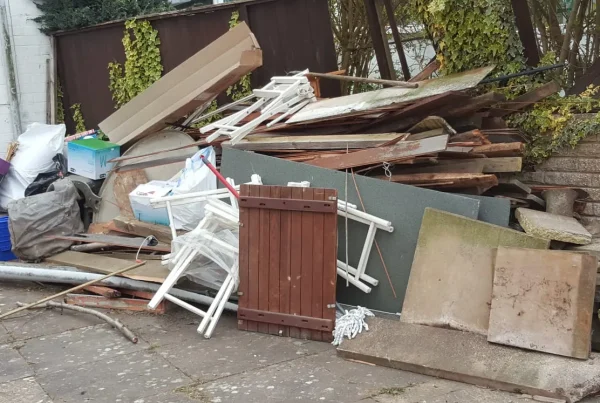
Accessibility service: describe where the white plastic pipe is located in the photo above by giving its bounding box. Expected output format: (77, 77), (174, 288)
(197, 274), (233, 335)
(336, 260), (379, 286)
(0, 265), (237, 311)
(337, 268), (371, 293)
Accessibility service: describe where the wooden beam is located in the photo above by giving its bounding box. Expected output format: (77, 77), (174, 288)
(510, 0), (540, 66)
(377, 173), (498, 189)
(443, 92), (506, 118)
(363, 0), (395, 80)
(82, 286), (121, 298)
(409, 60), (440, 82)
(304, 135), (448, 170)
(306, 72), (416, 88)
(382, 0), (410, 80)
(112, 216), (174, 244)
(489, 81), (560, 117)
(471, 142), (524, 157)
(227, 133), (404, 151)
(437, 157), (522, 173)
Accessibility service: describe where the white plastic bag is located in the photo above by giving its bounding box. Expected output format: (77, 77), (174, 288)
(0, 123), (66, 209)
(169, 147), (217, 230)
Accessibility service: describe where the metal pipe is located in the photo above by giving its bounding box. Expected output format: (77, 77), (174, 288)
(0, 265), (238, 312)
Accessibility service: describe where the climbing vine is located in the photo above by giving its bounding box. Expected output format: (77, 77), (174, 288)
(70, 103), (86, 133)
(108, 19), (163, 109)
(56, 83), (65, 124)
(413, 0), (525, 76)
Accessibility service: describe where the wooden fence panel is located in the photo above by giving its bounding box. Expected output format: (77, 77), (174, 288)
(238, 185), (337, 341)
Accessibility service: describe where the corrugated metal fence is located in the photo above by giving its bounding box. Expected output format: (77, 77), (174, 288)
(55, 0), (339, 133)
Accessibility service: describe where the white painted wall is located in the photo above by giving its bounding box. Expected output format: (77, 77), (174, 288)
(0, 0), (53, 158)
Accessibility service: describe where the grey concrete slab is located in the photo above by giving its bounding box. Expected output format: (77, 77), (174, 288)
(370, 379), (536, 403)
(0, 323), (13, 345)
(221, 148), (481, 312)
(180, 349), (430, 403)
(36, 349), (190, 403)
(18, 324), (149, 375)
(0, 344), (33, 384)
(155, 317), (332, 382)
(0, 377), (53, 403)
(338, 318), (600, 403)
(517, 207), (593, 245)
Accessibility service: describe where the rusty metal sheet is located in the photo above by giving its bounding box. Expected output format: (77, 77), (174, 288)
(287, 66), (495, 124)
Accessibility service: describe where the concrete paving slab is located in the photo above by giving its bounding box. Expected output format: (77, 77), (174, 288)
(338, 318), (600, 403)
(517, 208), (593, 245)
(18, 324), (149, 375)
(36, 349), (189, 403)
(155, 318), (332, 382)
(179, 349), (430, 403)
(0, 323), (13, 345)
(489, 248), (597, 359)
(401, 208), (549, 335)
(370, 379), (537, 403)
(0, 343), (33, 384)
(0, 377), (53, 403)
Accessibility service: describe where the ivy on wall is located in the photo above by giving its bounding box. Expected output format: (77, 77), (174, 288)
(413, 0), (525, 75)
(56, 83), (65, 124)
(70, 103), (86, 133)
(108, 19), (163, 109)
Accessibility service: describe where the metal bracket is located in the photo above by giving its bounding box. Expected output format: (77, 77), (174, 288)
(238, 308), (333, 332)
(239, 196), (336, 213)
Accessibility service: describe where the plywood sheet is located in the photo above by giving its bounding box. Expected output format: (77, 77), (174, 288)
(113, 170), (148, 217)
(100, 22), (262, 147)
(221, 148), (481, 313)
(46, 251), (169, 283)
(489, 247), (597, 359)
(401, 208), (549, 334)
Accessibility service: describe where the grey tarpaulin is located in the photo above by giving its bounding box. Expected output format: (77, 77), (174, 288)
(8, 178), (84, 261)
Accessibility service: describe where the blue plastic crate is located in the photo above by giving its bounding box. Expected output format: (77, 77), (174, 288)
(0, 249), (16, 261)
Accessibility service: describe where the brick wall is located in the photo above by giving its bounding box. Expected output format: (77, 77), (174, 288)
(0, 0), (53, 157)
(520, 133), (600, 230)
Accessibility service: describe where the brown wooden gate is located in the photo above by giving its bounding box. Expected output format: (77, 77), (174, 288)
(237, 184), (338, 341)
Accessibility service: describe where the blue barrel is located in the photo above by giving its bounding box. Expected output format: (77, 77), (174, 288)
(0, 216), (16, 260)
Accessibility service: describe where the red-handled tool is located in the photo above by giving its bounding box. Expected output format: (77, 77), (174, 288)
(200, 155), (240, 199)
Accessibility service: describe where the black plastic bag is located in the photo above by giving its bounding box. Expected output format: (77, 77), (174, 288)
(24, 154), (67, 197)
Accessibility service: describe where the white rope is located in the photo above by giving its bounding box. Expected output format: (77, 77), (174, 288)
(382, 162), (393, 181)
(332, 306), (374, 346)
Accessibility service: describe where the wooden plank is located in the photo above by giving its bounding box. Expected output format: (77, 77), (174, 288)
(113, 155), (194, 173)
(379, 173), (498, 189)
(113, 216), (174, 244)
(409, 60), (440, 82)
(238, 184), (250, 331)
(363, 0), (394, 80)
(436, 157), (522, 173)
(311, 188), (325, 341)
(247, 185), (261, 333)
(268, 186), (281, 336)
(279, 186), (292, 337)
(304, 135), (449, 170)
(489, 81), (560, 117)
(510, 0), (540, 66)
(108, 140), (206, 164)
(257, 185), (271, 335)
(443, 92), (506, 118)
(300, 187), (314, 340)
(395, 160), (485, 174)
(289, 186), (303, 339)
(45, 251), (169, 283)
(321, 188), (337, 342)
(471, 142), (524, 157)
(48, 234), (171, 252)
(83, 285), (121, 298)
(225, 133), (402, 151)
(113, 170), (148, 218)
(449, 129), (490, 145)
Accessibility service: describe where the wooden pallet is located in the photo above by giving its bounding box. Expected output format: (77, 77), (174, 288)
(237, 184), (338, 342)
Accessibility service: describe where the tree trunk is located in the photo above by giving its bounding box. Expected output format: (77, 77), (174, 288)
(559, 0), (582, 64)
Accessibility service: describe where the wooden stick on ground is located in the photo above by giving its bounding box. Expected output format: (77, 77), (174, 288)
(0, 261), (145, 320)
(16, 301), (138, 343)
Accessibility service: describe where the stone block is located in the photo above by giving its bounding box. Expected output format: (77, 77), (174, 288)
(488, 247), (597, 359)
(400, 208), (549, 335)
(538, 157), (600, 173)
(516, 208), (592, 245)
(337, 318), (600, 403)
(556, 142), (600, 157)
(543, 171), (600, 188)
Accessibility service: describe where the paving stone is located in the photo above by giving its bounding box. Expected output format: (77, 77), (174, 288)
(179, 349), (430, 403)
(155, 317), (332, 382)
(517, 208), (593, 245)
(489, 248), (597, 359)
(129, 391), (199, 403)
(401, 208), (549, 335)
(0, 323), (13, 345)
(338, 318), (600, 403)
(36, 349), (189, 403)
(0, 377), (53, 403)
(370, 379), (538, 403)
(0, 343), (33, 384)
(18, 324), (149, 374)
